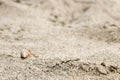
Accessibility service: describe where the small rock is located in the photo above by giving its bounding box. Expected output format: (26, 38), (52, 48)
(97, 65), (107, 75)
(21, 49), (32, 59)
(80, 64), (90, 72)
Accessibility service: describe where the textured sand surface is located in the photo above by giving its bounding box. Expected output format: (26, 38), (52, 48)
(1, 0), (120, 80)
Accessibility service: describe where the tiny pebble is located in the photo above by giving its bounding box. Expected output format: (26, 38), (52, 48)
(97, 65), (107, 75)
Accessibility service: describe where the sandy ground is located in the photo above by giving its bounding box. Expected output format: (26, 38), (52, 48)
(1, 0), (120, 80)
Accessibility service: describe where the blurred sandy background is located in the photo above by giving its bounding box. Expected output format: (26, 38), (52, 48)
(0, 0), (120, 80)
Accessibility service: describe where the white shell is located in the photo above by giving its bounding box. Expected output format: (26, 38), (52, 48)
(21, 49), (29, 59)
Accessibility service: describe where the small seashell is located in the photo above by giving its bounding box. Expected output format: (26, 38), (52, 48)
(21, 49), (32, 59)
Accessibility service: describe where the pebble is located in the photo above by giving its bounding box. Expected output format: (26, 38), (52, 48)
(81, 64), (90, 72)
(97, 65), (107, 75)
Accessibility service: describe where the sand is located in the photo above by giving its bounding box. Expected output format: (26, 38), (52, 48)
(0, 0), (120, 80)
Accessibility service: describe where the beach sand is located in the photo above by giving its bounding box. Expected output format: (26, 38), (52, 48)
(0, 0), (120, 79)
